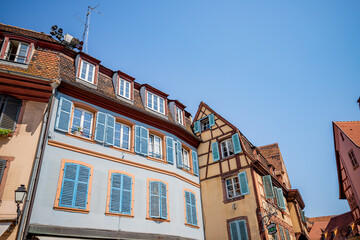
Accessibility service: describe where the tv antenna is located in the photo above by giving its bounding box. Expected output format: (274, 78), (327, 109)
(82, 4), (104, 53)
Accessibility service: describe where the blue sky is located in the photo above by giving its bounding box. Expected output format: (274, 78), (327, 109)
(1, 1), (359, 218)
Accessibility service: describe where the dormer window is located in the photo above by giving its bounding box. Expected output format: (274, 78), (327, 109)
(5, 41), (29, 63)
(147, 92), (165, 114)
(79, 60), (95, 84)
(119, 78), (131, 99)
(176, 106), (184, 125)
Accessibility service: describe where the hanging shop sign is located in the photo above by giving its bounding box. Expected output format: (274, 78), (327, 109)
(267, 223), (277, 235)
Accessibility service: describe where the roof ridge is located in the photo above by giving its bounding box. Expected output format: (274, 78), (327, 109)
(258, 143), (279, 148)
(0, 22), (53, 38)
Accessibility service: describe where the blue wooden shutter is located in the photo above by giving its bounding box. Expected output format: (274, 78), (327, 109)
(105, 114), (115, 146)
(209, 114), (215, 128)
(229, 221), (239, 240)
(194, 120), (200, 133)
(140, 127), (149, 156)
(300, 210), (306, 223)
(176, 140), (182, 168)
(277, 188), (286, 210)
(160, 182), (167, 219)
(59, 163), (78, 207)
(121, 175), (132, 214)
(55, 97), (73, 133)
(238, 171), (249, 195)
(110, 173), (121, 213)
(190, 192), (197, 226)
(134, 126), (141, 153)
(279, 225), (286, 240)
(149, 181), (160, 218)
(166, 137), (174, 164)
(192, 151), (199, 176)
(238, 220), (248, 240)
(185, 191), (192, 224)
(0, 160), (6, 184)
(94, 112), (107, 143)
(285, 228), (290, 240)
(74, 165), (90, 209)
(232, 133), (242, 154)
(211, 142), (220, 161)
(262, 175), (275, 199)
(274, 186), (280, 205)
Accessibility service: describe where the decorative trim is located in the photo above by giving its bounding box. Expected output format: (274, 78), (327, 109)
(48, 140), (200, 188)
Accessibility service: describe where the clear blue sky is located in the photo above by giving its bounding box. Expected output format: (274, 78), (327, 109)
(1, 1), (359, 218)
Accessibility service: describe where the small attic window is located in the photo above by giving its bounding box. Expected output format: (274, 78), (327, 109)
(79, 60), (95, 84)
(147, 91), (165, 115)
(0, 35), (35, 65)
(112, 71), (134, 102)
(119, 78), (131, 99)
(75, 53), (100, 86)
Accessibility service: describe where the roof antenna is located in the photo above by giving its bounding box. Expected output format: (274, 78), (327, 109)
(82, 4), (104, 53)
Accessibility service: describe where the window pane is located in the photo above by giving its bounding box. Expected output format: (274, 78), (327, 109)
(159, 98), (164, 113)
(81, 62), (87, 79)
(114, 123), (121, 148)
(122, 125), (130, 149)
(119, 80), (125, 96)
(153, 95), (158, 111)
(147, 93), (153, 108)
(87, 64), (94, 83)
(125, 81), (130, 98)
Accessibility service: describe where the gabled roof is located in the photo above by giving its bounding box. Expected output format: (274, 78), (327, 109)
(0, 23), (57, 42)
(324, 211), (353, 233)
(308, 215), (334, 240)
(333, 121), (360, 148)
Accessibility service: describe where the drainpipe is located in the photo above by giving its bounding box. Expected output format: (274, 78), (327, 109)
(16, 79), (60, 240)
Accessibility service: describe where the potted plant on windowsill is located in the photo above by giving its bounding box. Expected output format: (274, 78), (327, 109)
(0, 128), (14, 138)
(73, 127), (84, 137)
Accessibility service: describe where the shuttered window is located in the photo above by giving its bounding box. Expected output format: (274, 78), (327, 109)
(109, 173), (132, 215)
(274, 187), (286, 210)
(134, 126), (149, 156)
(229, 219), (248, 240)
(279, 225), (286, 240)
(59, 162), (91, 210)
(175, 140), (183, 168)
(262, 175), (275, 199)
(72, 108), (94, 139)
(185, 191), (197, 226)
(0, 95), (22, 131)
(166, 137), (174, 164)
(226, 171), (249, 199)
(192, 151), (199, 176)
(194, 121), (200, 133)
(55, 97), (73, 133)
(149, 181), (167, 219)
(114, 122), (131, 150)
(0, 159), (7, 185)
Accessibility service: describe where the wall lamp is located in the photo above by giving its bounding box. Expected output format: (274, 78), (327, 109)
(15, 184), (27, 225)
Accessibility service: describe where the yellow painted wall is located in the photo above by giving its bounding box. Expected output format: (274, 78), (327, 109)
(201, 168), (261, 240)
(0, 101), (46, 240)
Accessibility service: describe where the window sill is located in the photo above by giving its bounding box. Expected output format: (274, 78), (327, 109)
(146, 217), (170, 222)
(53, 206), (89, 214)
(147, 156), (167, 163)
(75, 77), (97, 89)
(181, 167), (194, 176)
(223, 195), (245, 204)
(185, 223), (200, 229)
(110, 146), (135, 155)
(105, 212), (134, 218)
(145, 107), (168, 119)
(0, 59), (29, 68)
(115, 94), (134, 105)
(65, 133), (95, 143)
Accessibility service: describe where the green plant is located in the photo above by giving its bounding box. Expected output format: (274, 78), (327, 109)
(0, 128), (13, 137)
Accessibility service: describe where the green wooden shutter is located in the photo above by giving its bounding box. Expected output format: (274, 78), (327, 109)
(149, 181), (160, 218)
(121, 175), (132, 214)
(211, 142), (220, 161)
(209, 114), (215, 128)
(176, 140), (183, 168)
(105, 114), (115, 146)
(285, 228), (290, 240)
(110, 173), (121, 213)
(55, 97), (73, 133)
(238, 171), (249, 195)
(94, 112), (107, 143)
(140, 127), (149, 156)
(229, 221), (239, 240)
(0, 160), (6, 184)
(194, 120), (200, 133)
(59, 163), (78, 207)
(134, 126), (141, 153)
(262, 175), (275, 198)
(300, 210), (306, 223)
(185, 191), (192, 224)
(232, 133), (242, 154)
(277, 188), (286, 210)
(166, 136), (174, 164)
(229, 220), (248, 240)
(74, 165), (90, 209)
(160, 182), (167, 219)
(192, 151), (199, 176)
(274, 186), (280, 205)
(238, 220), (248, 240)
(279, 225), (286, 240)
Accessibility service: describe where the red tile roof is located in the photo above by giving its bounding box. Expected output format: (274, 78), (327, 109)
(324, 212), (353, 233)
(308, 216), (334, 240)
(0, 23), (57, 42)
(334, 121), (360, 147)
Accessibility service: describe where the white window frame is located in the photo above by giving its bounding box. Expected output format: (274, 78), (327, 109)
(5, 40), (30, 63)
(118, 78), (131, 99)
(79, 60), (95, 84)
(182, 148), (190, 170)
(147, 91), (165, 114)
(221, 138), (235, 158)
(176, 106), (184, 125)
(201, 118), (209, 131)
(114, 122), (131, 150)
(225, 176), (241, 199)
(149, 134), (162, 159)
(71, 107), (93, 139)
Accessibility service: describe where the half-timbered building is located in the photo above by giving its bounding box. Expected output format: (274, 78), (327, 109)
(193, 102), (309, 240)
